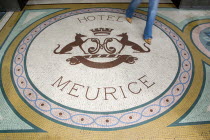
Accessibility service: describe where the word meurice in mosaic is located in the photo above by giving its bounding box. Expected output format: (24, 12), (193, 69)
(51, 75), (155, 101)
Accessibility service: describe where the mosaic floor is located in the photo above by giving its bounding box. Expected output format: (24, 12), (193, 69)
(0, 3), (210, 140)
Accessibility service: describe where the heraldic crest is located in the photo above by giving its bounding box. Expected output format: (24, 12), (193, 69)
(53, 28), (151, 69)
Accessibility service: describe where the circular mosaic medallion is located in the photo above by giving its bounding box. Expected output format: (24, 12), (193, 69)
(192, 23), (210, 58)
(12, 8), (193, 130)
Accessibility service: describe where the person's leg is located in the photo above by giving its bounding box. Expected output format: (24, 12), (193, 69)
(126, 0), (143, 18)
(143, 0), (159, 40)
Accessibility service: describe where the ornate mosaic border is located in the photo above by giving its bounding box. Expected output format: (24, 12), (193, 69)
(191, 23), (210, 58)
(12, 8), (193, 130)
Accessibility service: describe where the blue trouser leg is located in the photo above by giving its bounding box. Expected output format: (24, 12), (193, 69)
(143, 0), (160, 39)
(126, 0), (159, 39)
(126, 0), (143, 18)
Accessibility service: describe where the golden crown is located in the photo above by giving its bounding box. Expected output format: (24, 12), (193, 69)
(90, 28), (113, 36)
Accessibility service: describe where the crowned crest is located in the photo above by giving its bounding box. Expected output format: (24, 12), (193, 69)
(54, 28), (151, 69)
(90, 28), (113, 36)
